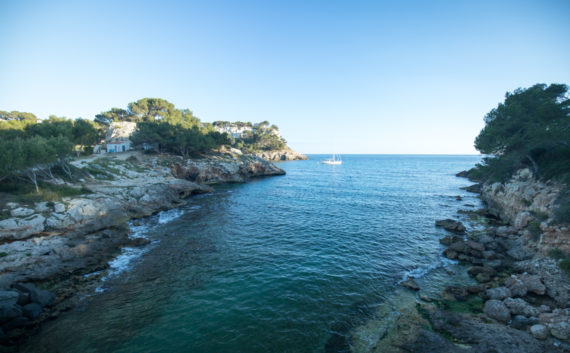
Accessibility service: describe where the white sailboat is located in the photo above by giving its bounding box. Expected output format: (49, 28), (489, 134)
(321, 153), (342, 165)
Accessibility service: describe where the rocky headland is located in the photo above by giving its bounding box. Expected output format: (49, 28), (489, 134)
(0, 150), (285, 346)
(353, 167), (569, 353)
(254, 146), (308, 161)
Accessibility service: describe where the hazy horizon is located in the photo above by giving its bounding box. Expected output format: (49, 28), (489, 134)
(1, 0), (569, 154)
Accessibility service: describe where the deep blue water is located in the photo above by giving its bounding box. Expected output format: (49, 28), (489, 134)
(25, 154), (482, 353)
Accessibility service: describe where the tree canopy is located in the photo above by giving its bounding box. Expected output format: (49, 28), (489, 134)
(472, 83), (570, 183)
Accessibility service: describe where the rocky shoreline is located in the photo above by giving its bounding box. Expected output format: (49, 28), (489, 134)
(351, 167), (569, 353)
(0, 150), (285, 347)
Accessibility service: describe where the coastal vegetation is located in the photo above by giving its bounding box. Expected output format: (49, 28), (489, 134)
(213, 120), (286, 152)
(469, 83), (570, 222)
(0, 99), (233, 195)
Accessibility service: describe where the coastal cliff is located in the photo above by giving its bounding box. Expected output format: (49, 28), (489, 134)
(0, 151), (285, 344)
(481, 169), (570, 255)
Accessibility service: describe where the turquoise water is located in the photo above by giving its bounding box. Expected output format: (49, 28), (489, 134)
(24, 155), (481, 353)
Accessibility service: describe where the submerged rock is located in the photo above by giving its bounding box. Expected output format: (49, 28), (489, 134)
(401, 278), (420, 291)
(435, 219), (466, 234)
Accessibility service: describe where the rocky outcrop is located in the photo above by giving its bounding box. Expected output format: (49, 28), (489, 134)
(255, 147), (308, 161)
(480, 168), (569, 254)
(171, 152), (285, 184)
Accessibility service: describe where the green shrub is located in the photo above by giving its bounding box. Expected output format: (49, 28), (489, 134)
(548, 248), (566, 260)
(0, 252), (7, 257)
(560, 258), (570, 275)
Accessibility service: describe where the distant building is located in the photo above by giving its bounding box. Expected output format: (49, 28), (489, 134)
(94, 121), (136, 153)
(106, 141), (131, 153)
(213, 124), (252, 139)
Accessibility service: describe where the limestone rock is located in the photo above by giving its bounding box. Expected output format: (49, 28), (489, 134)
(520, 274), (546, 295)
(486, 287), (511, 300)
(0, 214), (45, 241)
(484, 299), (511, 322)
(10, 207), (35, 217)
(530, 324), (548, 340)
(505, 276), (528, 297)
(503, 297), (540, 317)
(550, 321), (570, 340)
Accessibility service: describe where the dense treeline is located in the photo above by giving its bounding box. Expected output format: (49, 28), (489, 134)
(99, 98), (231, 156)
(130, 122), (229, 158)
(0, 98), (233, 193)
(469, 83), (570, 222)
(0, 113), (102, 191)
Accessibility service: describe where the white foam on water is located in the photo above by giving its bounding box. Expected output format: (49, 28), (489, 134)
(399, 256), (458, 283)
(158, 208), (186, 224)
(95, 206), (190, 293)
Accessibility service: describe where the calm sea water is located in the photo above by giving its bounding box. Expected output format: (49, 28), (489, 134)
(24, 155), (482, 353)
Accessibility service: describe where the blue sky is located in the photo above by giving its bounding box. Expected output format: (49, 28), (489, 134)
(1, 0), (569, 154)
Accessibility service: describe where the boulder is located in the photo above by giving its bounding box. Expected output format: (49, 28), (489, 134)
(467, 240), (485, 252)
(0, 291), (22, 323)
(530, 324), (548, 340)
(505, 276), (528, 297)
(13, 283), (55, 307)
(520, 274), (546, 295)
(503, 297), (540, 317)
(439, 235), (453, 246)
(443, 248), (458, 259)
(511, 315), (538, 330)
(22, 303), (42, 319)
(486, 287), (511, 300)
(435, 219), (466, 233)
(484, 300), (511, 323)
(448, 241), (466, 253)
(550, 321), (570, 340)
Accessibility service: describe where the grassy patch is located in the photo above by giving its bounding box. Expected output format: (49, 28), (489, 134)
(548, 248), (566, 260)
(0, 252), (8, 257)
(0, 180), (92, 204)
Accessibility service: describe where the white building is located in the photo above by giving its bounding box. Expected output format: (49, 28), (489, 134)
(106, 141), (131, 153)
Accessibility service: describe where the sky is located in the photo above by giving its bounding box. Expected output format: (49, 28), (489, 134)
(1, 0), (569, 154)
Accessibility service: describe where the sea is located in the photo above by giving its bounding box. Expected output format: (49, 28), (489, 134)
(22, 154), (483, 353)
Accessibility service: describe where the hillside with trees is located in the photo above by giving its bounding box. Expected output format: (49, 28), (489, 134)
(468, 83), (570, 221)
(0, 114), (102, 192)
(0, 98), (231, 196)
